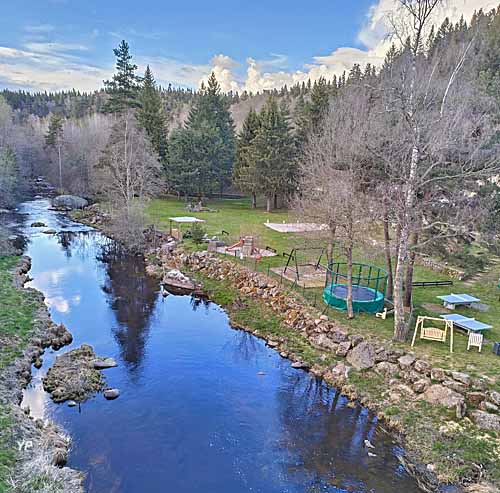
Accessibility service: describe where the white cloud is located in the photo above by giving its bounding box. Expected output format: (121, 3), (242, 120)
(23, 42), (89, 55)
(201, 0), (497, 93)
(137, 56), (209, 89)
(1, 0), (496, 93)
(0, 45), (109, 92)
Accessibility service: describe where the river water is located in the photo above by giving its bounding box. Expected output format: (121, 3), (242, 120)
(17, 199), (420, 493)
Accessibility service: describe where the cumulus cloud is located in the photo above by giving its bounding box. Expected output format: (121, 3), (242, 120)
(199, 0), (496, 93)
(1, 0), (497, 93)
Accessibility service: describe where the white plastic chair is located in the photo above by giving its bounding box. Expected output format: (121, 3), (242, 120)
(467, 332), (483, 352)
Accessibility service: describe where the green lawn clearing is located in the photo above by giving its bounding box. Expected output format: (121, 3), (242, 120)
(146, 197), (500, 382)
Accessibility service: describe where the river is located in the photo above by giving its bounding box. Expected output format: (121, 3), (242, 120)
(18, 199), (420, 493)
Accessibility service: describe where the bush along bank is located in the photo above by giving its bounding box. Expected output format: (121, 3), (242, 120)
(145, 248), (500, 493)
(0, 255), (84, 493)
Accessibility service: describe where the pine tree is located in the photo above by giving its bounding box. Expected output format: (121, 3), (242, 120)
(186, 72), (235, 195)
(45, 113), (64, 190)
(308, 77), (330, 131)
(137, 65), (168, 159)
(233, 108), (261, 208)
(103, 40), (142, 114)
(252, 97), (297, 212)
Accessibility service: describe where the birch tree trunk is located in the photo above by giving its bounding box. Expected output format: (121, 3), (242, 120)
(383, 205), (394, 300)
(266, 196), (272, 213)
(393, 220), (409, 340)
(57, 144), (62, 191)
(404, 232), (419, 308)
(393, 141), (419, 341)
(346, 244), (354, 319)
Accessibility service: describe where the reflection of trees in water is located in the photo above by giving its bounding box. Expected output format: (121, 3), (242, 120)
(275, 374), (414, 492)
(216, 329), (263, 365)
(56, 231), (107, 260)
(99, 242), (158, 373)
(190, 296), (210, 313)
(224, 330), (265, 364)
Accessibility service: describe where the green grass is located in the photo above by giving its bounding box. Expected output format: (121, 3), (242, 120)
(0, 256), (39, 491)
(147, 197), (500, 483)
(146, 197), (500, 382)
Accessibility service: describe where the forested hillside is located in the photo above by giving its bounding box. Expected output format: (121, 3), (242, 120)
(0, 6), (499, 271)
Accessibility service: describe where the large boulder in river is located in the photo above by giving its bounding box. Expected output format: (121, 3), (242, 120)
(162, 269), (197, 295)
(52, 195), (88, 211)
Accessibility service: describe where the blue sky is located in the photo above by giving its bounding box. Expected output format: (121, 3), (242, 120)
(0, 0), (492, 92)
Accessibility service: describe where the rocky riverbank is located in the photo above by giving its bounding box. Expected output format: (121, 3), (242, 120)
(0, 256), (84, 492)
(144, 248), (499, 492)
(68, 204), (499, 491)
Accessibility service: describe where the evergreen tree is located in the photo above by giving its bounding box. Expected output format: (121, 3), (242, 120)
(308, 76), (331, 131)
(233, 108), (261, 208)
(185, 72), (235, 194)
(45, 113), (64, 190)
(478, 7), (500, 105)
(166, 123), (221, 198)
(137, 65), (168, 159)
(103, 40), (142, 114)
(252, 97), (297, 212)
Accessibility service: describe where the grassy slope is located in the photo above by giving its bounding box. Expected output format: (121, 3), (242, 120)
(147, 197), (500, 379)
(147, 198), (500, 483)
(0, 256), (38, 491)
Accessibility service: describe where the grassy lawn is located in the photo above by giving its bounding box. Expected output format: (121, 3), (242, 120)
(147, 197), (500, 382)
(0, 256), (39, 491)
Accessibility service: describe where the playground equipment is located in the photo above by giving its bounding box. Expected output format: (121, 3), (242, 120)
(226, 236), (258, 257)
(411, 316), (454, 353)
(323, 262), (387, 314)
(270, 248), (327, 288)
(282, 247), (326, 281)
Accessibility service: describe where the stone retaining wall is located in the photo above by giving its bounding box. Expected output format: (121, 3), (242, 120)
(150, 250), (499, 434)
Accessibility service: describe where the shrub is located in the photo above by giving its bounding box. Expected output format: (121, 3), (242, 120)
(190, 222), (206, 244)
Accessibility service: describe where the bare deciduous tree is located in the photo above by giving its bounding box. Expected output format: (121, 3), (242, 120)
(296, 86), (374, 318)
(97, 113), (162, 210)
(371, 0), (500, 340)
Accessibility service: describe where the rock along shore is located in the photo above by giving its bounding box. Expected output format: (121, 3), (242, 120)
(0, 256), (85, 492)
(145, 248), (499, 493)
(72, 205), (499, 492)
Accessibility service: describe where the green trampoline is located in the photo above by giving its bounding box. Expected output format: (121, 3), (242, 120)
(323, 262), (388, 314)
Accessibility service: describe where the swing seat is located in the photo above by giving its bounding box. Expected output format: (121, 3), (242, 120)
(421, 326), (447, 342)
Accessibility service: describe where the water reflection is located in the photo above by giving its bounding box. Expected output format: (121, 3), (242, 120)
(16, 199), (420, 493)
(98, 243), (158, 372)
